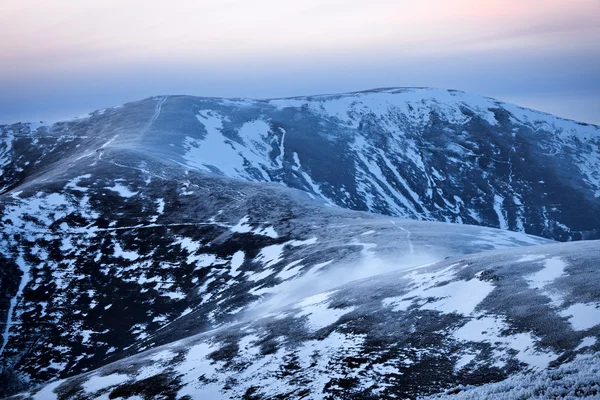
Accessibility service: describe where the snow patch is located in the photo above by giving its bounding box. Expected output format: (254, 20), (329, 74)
(83, 373), (129, 394)
(560, 303), (600, 331)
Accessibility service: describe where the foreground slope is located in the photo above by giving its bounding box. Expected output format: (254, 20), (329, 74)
(2, 88), (599, 240)
(14, 240), (600, 399)
(0, 147), (549, 395)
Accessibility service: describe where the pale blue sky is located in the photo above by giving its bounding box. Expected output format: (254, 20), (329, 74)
(1, 0), (599, 124)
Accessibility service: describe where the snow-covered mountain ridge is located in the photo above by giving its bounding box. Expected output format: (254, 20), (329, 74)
(1, 88), (599, 399)
(2, 88), (599, 241)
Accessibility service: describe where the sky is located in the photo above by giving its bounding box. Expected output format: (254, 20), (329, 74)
(1, 0), (599, 124)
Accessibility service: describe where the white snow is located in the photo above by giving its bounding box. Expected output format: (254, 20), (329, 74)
(560, 303), (600, 331)
(454, 352), (477, 371)
(421, 278), (494, 315)
(65, 174), (91, 192)
(493, 194), (508, 230)
(230, 251), (245, 277)
(32, 379), (65, 400)
(258, 226), (279, 238)
(271, 88), (500, 129)
(60, 237), (73, 252)
(276, 259), (305, 280)
(298, 291), (335, 307)
(313, 260), (334, 270)
(180, 307), (193, 317)
(135, 350), (177, 380)
(253, 238), (317, 271)
(575, 336), (597, 351)
(246, 268), (276, 282)
(185, 112), (271, 181)
(83, 373), (129, 393)
(352, 136), (414, 217)
(426, 352), (600, 399)
(150, 199), (165, 222)
(255, 244), (286, 269)
(106, 183), (138, 198)
(163, 292), (186, 300)
(525, 257), (567, 290)
(113, 242), (139, 261)
(382, 296), (413, 312)
(523, 257), (569, 307)
(380, 262), (493, 317)
(176, 237), (201, 262)
(176, 342), (224, 399)
(190, 254), (218, 270)
(454, 315), (558, 369)
(231, 216), (253, 234)
(231, 216), (279, 238)
(297, 302), (356, 331)
(100, 135), (118, 149)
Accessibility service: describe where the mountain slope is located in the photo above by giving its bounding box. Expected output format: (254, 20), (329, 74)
(1, 88), (599, 398)
(13, 240), (600, 399)
(0, 152), (549, 394)
(2, 88), (600, 241)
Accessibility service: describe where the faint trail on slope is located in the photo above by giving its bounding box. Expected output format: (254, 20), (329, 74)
(99, 158), (168, 181)
(3, 220), (279, 235)
(142, 96), (168, 138)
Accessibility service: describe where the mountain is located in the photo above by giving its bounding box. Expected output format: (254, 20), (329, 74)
(2, 88), (600, 241)
(1, 88), (599, 399)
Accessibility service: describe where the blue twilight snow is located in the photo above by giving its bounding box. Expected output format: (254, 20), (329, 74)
(0, 88), (599, 399)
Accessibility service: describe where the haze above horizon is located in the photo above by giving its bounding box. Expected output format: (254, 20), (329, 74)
(1, 0), (599, 124)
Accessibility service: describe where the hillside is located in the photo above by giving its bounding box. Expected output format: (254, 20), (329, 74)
(1, 88), (599, 399)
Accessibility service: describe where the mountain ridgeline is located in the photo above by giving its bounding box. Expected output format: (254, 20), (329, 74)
(2, 88), (600, 241)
